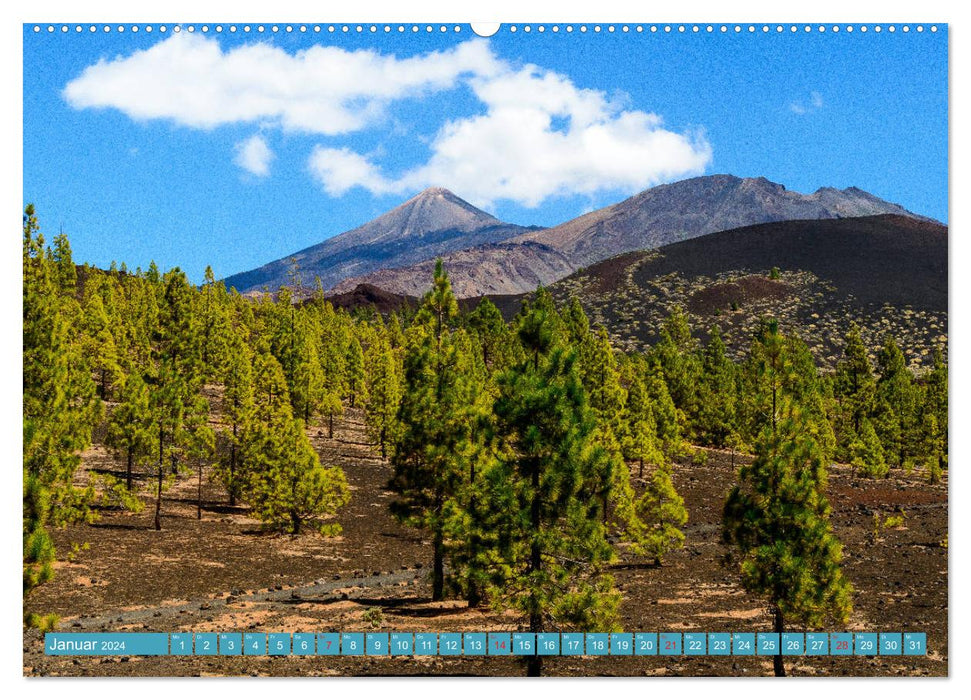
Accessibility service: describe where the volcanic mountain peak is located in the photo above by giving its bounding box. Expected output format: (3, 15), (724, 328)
(222, 187), (528, 294)
(382, 187), (502, 238)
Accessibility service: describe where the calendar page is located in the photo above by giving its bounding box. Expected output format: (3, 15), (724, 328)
(21, 18), (948, 679)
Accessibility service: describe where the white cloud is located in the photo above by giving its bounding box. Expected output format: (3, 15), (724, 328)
(66, 33), (712, 208)
(308, 62), (712, 207)
(234, 134), (274, 177)
(307, 146), (393, 196)
(790, 91), (824, 114)
(63, 33), (500, 134)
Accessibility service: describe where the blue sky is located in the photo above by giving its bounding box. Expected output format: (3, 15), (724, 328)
(23, 24), (948, 283)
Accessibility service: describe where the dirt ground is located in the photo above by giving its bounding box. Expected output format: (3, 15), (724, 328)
(23, 408), (948, 677)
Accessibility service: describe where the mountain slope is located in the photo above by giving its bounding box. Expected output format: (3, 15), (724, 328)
(335, 175), (932, 298)
(520, 214), (946, 367)
(223, 187), (536, 293)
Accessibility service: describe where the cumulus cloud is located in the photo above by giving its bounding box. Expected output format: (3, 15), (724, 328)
(308, 63), (712, 207)
(790, 91), (824, 114)
(307, 146), (394, 196)
(65, 33), (712, 208)
(63, 33), (500, 134)
(234, 134), (273, 176)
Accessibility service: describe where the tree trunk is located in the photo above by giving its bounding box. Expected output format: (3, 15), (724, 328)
(197, 459), (203, 520)
(773, 607), (786, 677)
(432, 511), (445, 601)
(527, 460), (543, 678)
(100, 367), (107, 400)
(639, 457), (644, 479)
(329, 412), (334, 439)
(229, 430), (237, 507)
(154, 428), (164, 531)
(126, 448), (133, 491)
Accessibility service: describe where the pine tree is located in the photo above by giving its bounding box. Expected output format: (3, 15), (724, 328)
(147, 269), (213, 530)
(848, 418), (888, 478)
(487, 297), (620, 677)
(215, 335), (256, 506)
(80, 274), (124, 400)
(365, 332), (402, 460)
(345, 333), (367, 409)
(874, 337), (914, 467)
(23, 206), (100, 593)
(621, 357), (665, 479)
(389, 260), (478, 601)
(465, 297), (516, 372)
(651, 307), (702, 436)
(724, 400), (852, 676)
(199, 265), (233, 381)
(835, 324), (877, 454)
(626, 463), (688, 565)
(645, 360), (682, 457)
(696, 327), (737, 447)
(922, 348), (948, 479)
(318, 304), (348, 438)
(106, 371), (154, 491)
(241, 348), (349, 534)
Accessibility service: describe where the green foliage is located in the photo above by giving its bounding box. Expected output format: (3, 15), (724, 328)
(849, 418), (888, 478)
(365, 331), (403, 460)
(24, 612), (60, 633)
(625, 464), (688, 564)
(92, 473), (144, 513)
(106, 372), (154, 491)
(23, 205), (101, 593)
(695, 327), (738, 447)
(835, 324), (877, 456)
(362, 607), (384, 628)
(240, 350), (349, 534)
(389, 260), (482, 601)
(723, 406), (853, 671)
(214, 336), (256, 506)
(485, 298), (621, 672)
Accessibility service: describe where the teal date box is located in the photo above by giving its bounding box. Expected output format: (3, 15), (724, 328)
(194, 633), (217, 656)
(414, 633), (437, 655)
(586, 633), (609, 655)
(782, 633), (804, 656)
(561, 633), (585, 655)
(880, 633), (902, 656)
(366, 633), (389, 656)
(757, 633), (779, 655)
(513, 633), (536, 655)
(463, 633), (486, 656)
(243, 633), (266, 656)
(488, 632), (511, 655)
(537, 633), (560, 656)
(708, 633), (730, 656)
(684, 632), (706, 656)
(732, 633), (754, 655)
(904, 633), (927, 656)
(292, 633), (315, 655)
(659, 633), (681, 656)
(855, 633), (878, 656)
(635, 633), (658, 655)
(830, 633), (853, 656)
(170, 633), (192, 656)
(341, 632), (364, 656)
(316, 633), (339, 655)
(610, 633), (633, 655)
(218, 633), (242, 656)
(268, 633), (290, 656)
(390, 633), (413, 656)
(439, 633), (462, 656)
(806, 633), (828, 655)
